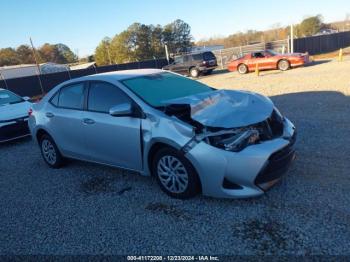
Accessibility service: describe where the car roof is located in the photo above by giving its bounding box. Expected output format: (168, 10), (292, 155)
(72, 68), (164, 82)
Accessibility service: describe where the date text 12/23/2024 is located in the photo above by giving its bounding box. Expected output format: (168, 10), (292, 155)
(127, 256), (219, 261)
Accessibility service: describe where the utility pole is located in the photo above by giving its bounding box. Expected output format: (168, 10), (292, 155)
(0, 72), (9, 89)
(290, 24), (294, 53)
(29, 37), (45, 95)
(165, 44), (170, 64)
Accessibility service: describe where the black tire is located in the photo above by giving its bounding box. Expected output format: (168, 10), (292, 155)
(152, 147), (201, 199)
(189, 67), (200, 78)
(238, 64), (248, 74)
(39, 134), (64, 168)
(277, 59), (290, 71)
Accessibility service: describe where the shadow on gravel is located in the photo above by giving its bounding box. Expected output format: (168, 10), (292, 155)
(305, 59), (332, 67)
(233, 219), (305, 255)
(0, 136), (32, 149)
(80, 174), (132, 195)
(145, 202), (190, 220)
(198, 69), (229, 79)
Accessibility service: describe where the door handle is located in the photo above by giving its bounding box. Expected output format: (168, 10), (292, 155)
(46, 112), (54, 118)
(83, 118), (95, 125)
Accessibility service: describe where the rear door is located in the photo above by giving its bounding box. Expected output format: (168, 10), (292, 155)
(46, 82), (88, 158)
(82, 81), (143, 170)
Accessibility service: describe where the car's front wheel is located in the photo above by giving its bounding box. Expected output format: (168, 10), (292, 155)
(40, 134), (64, 168)
(152, 147), (200, 199)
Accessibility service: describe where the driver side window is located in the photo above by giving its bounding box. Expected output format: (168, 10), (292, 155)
(252, 52), (265, 58)
(87, 82), (131, 113)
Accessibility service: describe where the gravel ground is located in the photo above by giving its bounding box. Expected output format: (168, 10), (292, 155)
(1, 58), (350, 256)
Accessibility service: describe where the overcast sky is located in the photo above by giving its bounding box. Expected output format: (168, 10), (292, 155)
(1, 0), (349, 56)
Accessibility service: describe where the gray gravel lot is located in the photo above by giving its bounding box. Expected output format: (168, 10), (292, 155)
(1, 58), (350, 255)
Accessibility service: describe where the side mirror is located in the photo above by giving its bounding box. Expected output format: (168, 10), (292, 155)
(109, 103), (133, 117)
(23, 96), (30, 101)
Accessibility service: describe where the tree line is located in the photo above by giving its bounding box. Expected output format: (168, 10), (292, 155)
(95, 19), (192, 65)
(0, 43), (78, 67)
(197, 15), (331, 48)
(1, 15), (346, 67)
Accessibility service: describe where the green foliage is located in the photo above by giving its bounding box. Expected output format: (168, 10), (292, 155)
(95, 19), (192, 66)
(55, 43), (78, 63)
(0, 48), (21, 66)
(95, 37), (112, 65)
(296, 15), (324, 37)
(16, 45), (35, 64)
(0, 43), (77, 67)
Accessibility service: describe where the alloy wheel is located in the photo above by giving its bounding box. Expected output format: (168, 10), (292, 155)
(41, 139), (57, 165)
(157, 155), (189, 193)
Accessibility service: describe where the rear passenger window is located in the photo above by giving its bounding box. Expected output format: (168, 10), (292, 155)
(58, 83), (85, 109)
(192, 54), (203, 60)
(50, 92), (59, 106)
(88, 82), (131, 113)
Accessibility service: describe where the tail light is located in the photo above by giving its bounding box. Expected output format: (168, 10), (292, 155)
(28, 108), (33, 116)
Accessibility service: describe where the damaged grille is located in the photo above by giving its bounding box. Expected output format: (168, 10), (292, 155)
(253, 110), (284, 141)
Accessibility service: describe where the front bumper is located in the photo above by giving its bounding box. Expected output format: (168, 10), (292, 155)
(0, 117), (30, 143)
(185, 118), (296, 198)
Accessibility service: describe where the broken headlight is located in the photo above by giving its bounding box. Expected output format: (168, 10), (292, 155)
(210, 129), (260, 152)
(182, 128), (260, 154)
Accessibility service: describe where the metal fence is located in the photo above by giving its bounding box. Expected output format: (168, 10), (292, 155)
(0, 58), (169, 97)
(212, 39), (289, 69)
(293, 31), (350, 55)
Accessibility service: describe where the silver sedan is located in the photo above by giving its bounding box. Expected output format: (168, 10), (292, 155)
(29, 69), (296, 199)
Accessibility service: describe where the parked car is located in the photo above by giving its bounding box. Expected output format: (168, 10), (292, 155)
(29, 69), (296, 199)
(0, 88), (32, 143)
(228, 50), (309, 74)
(162, 51), (217, 78)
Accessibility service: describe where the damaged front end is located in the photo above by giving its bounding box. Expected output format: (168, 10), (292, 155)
(162, 89), (288, 153)
(181, 108), (286, 153)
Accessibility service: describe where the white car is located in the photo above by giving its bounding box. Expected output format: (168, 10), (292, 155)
(0, 88), (32, 143)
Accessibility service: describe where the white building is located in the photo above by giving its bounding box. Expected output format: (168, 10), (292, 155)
(0, 63), (69, 80)
(187, 45), (224, 53)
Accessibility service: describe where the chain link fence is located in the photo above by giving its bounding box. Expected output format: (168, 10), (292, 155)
(212, 39), (289, 69)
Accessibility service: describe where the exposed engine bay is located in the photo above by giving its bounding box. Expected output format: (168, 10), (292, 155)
(161, 90), (285, 152)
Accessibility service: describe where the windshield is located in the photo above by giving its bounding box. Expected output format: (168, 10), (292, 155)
(121, 72), (213, 107)
(0, 90), (23, 106)
(266, 49), (280, 56)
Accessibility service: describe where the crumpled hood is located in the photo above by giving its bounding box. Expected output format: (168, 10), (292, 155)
(0, 101), (31, 121)
(163, 89), (274, 128)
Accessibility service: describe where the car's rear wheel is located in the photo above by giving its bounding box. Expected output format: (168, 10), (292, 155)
(277, 60), (290, 71)
(152, 147), (200, 199)
(238, 64), (248, 74)
(190, 67), (200, 78)
(40, 134), (64, 168)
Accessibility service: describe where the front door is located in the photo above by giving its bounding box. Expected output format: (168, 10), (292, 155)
(82, 81), (142, 171)
(248, 52), (269, 71)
